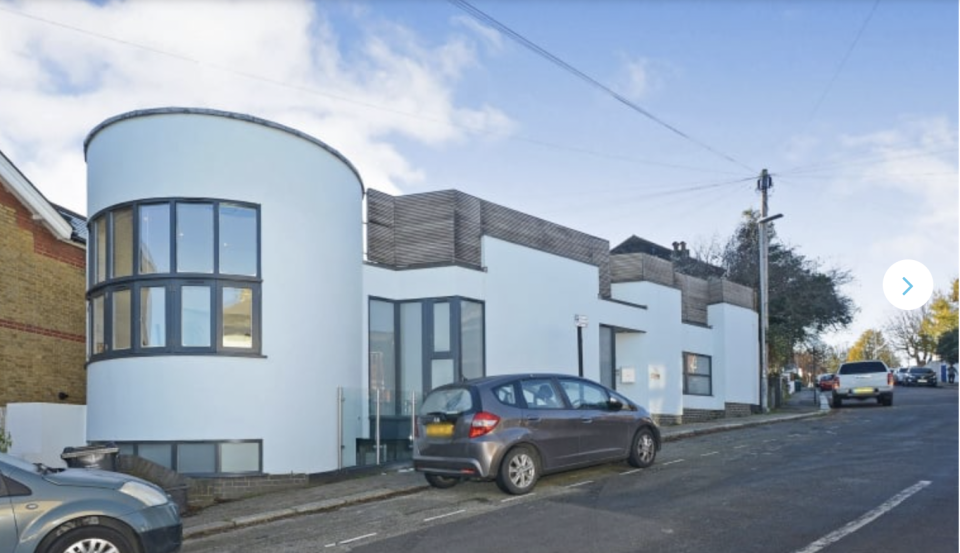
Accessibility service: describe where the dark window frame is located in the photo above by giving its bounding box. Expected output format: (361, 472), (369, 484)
(367, 295), (486, 413)
(115, 439), (263, 477)
(87, 198), (263, 361)
(682, 352), (713, 396)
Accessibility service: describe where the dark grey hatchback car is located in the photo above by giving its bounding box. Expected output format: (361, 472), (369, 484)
(413, 374), (661, 495)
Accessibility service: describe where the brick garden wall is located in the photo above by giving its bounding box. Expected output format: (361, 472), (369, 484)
(188, 473), (309, 508)
(0, 183), (86, 406)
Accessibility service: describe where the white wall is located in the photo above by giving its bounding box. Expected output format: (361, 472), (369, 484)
(710, 303), (760, 406)
(85, 110), (363, 474)
(611, 281), (683, 416)
(482, 237), (603, 376)
(6, 403), (87, 468)
(681, 323), (724, 411)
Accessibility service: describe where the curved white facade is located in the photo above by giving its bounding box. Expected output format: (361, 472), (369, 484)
(85, 109), (363, 474)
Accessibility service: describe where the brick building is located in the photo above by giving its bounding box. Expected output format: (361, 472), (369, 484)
(0, 150), (87, 407)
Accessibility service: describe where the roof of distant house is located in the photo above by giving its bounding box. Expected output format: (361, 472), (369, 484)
(612, 235), (724, 279)
(0, 149), (86, 246)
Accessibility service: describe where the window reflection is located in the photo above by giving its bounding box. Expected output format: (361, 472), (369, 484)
(140, 287), (166, 347)
(139, 204), (170, 274)
(222, 287), (253, 348)
(113, 289), (131, 350)
(112, 208), (133, 278)
(182, 286), (211, 347)
(461, 300), (484, 381)
(220, 204), (257, 276)
(433, 302), (450, 352)
(93, 295), (105, 353)
(177, 204), (214, 273)
(95, 217), (107, 284)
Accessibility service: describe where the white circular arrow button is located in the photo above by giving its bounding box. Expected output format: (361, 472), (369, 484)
(883, 259), (933, 310)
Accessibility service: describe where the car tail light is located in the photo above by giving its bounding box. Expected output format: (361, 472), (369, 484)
(888, 372), (895, 386)
(832, 377), (840, 390)
(469, 411), (500, 439)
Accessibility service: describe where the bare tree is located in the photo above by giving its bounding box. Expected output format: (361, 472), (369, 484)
(886, 307), (937, 366)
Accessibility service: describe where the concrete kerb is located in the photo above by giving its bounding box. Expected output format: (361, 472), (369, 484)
(183, 486), (427, 540)
(183, 410), (824, 541)
(660, 411), (825, 442)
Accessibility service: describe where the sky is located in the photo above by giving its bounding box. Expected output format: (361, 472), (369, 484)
(0, 0), (957, 358)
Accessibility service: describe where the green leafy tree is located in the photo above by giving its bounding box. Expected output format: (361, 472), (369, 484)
(847, 329), (899, 367)
(931, 278), (959, 364)
(937, 330), (958, 365)
(716, 210), (855, 370)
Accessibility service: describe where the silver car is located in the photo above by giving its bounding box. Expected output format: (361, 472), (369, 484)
(0, 451), (182, 553)
(413, 374), (661, 495)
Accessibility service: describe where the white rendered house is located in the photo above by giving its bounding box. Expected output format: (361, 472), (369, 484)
(84, 108), (758, 477)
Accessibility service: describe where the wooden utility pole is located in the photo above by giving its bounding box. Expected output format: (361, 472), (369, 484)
(758, 169), (774, 413)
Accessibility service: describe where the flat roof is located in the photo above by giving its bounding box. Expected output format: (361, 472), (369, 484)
(84, 107), (364, 192)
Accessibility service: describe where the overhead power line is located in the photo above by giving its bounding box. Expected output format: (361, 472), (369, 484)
(447, 0), (757, 174)
(0, 4), (743, 177)
(804, 0), (881, 127)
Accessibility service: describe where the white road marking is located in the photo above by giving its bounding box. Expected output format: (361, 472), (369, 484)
(501, 493), (536, 503)
(620, 468), (641, 476)
(701, 451), (719, 457)
(565, 480), (594, 488)
(661, 459), (685, 466)
(791, 481), (931, 553)
(424, 509), (466, 523)
(339, 533), (377, 545)
(734, 444), (748, 449)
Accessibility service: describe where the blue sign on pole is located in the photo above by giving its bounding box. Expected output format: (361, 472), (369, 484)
(941, 363), (948, 383)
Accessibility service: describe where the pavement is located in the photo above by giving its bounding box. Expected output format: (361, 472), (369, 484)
(182, 388), (828, 540)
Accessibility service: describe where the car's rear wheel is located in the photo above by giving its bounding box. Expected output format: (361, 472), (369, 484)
(496, 445), (539, 495)
(831, 395), (842, 408)
(44, 525), (136, 553)
(628, 427), (657, 468)
(425, 473), (460, 489)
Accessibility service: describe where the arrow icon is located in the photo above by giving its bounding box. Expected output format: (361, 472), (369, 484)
(902, 277), (913, 296)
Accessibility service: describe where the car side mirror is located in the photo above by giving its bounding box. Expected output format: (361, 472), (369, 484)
(608, 399), (623, 412)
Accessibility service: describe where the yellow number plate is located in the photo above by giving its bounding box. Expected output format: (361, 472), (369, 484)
(853, 387), (874, 394)
(425, 423), (454, 438)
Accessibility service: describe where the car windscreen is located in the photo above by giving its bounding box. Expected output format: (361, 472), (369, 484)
(908, 368), (931, 374)
(839, 362), (887, 374)
(421, 387), (474, 415)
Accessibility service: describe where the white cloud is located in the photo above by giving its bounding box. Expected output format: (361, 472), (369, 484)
(0, 0), (516, 213)
(615, 56), (666, 103)
(452, 14), (504, 53)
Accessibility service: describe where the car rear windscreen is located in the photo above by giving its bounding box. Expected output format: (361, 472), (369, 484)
(421, 387), (474, 415)
(839, 361), (887, 374)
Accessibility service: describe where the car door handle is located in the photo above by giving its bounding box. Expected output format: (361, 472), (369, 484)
(525, 416), (541, 423)
(580, 417), (593, 423)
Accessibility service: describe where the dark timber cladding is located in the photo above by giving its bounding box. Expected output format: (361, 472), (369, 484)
(366, 189), (612, 297)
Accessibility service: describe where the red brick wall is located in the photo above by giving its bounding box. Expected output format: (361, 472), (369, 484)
(0, 182), (87, 406)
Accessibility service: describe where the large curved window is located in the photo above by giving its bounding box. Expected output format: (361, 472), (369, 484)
(87, 199), (261, 360)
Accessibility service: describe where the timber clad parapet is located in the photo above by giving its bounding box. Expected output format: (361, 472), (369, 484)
(366, 189), (612, 297)
(677, 274), (709, 326)
(610, 252), (676, 287)
(366, 189), (755, 311)
(708, 278), (755, 310)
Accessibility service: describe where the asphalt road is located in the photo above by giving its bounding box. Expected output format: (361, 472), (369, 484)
(184, 386), (957, 553)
